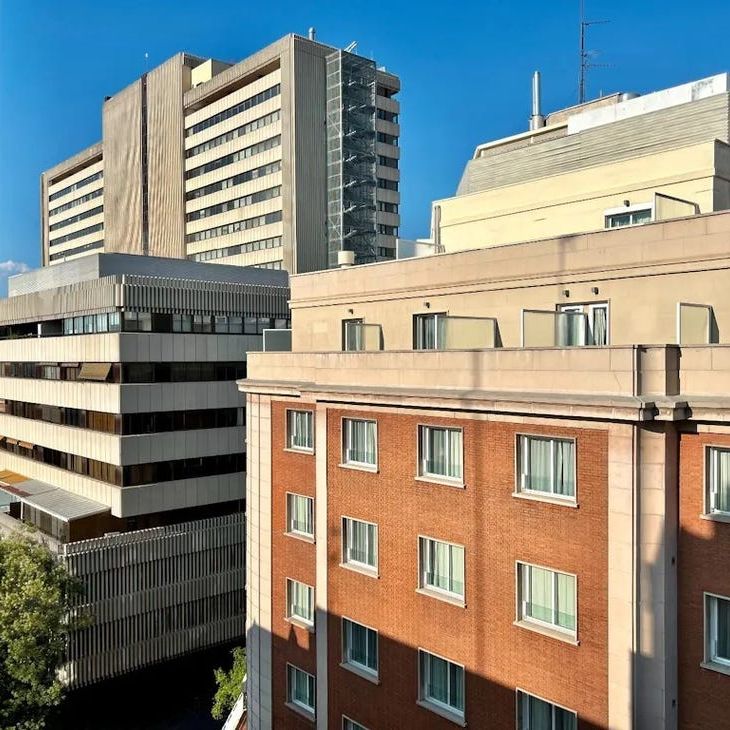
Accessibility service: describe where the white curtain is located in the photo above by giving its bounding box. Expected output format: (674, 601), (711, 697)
(424, 428), (462, 479)
(290, 411), (312, 449)
(289, 494), (312, 534)
(718, 597), (730, 660)
(424, 653), (448, 705)
(449, 545), (465, 596)
(555, 440), (575, 497)
(526, 565), (552, 624)
(347, 420), (376, 464)
(525, 437), (552, 493)
(556, 572), (576, 631)
(592, 306), (608, 346)
(289, 581), (311, 621)
(716, 449), (730, 513)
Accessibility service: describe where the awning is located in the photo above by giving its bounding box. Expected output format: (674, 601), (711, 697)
(0, 478), (109, 522)
(17, 441), (33, 450)
(5, 439), (18, 446)
(78, 362), (111, 381)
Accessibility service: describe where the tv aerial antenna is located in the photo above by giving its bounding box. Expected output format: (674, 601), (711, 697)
(579, 0), (609, 103)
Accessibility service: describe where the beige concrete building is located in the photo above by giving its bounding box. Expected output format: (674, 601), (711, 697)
(41, 33), (401, 272)
(0, 253), (289, 687)
(240, 210), (730, 729)
(432, 73), (730, 253)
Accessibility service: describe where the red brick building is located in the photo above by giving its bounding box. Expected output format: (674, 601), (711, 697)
(241, 212), (730, 729)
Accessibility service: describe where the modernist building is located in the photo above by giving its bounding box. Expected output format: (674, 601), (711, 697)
(0, 253), (289, 686)
(241, 210), (730, 729)
(431, 73), (730, 252)
(40, 33), (401, 272)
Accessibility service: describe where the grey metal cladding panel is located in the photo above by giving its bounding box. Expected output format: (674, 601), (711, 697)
(457, 93), (730, 195)
(102, 81), (143, 253)
(292, 43), (328, 274)
(147, 55), (186, 259)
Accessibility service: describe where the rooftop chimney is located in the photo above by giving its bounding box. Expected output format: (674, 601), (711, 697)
(308, 27), (316, 41)
(529, 71), (546, 130)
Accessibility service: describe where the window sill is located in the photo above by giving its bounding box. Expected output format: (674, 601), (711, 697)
(700, 512), (730, 524)
(339, 562), (379, 579)
(415, 475), (465, 489)
(339, 462), (378, 474)
(512, 491), (578, 508)
(284, 531), (315, 544)
(284, 702), (315, 722)
(284, 446), (315, 456)
(340, 662), (380, 684)
(513, 619), (579, 646)
(286, 616), (315, 633)
(701, 660), (730, 677)
(416, 587), (466, 608)
(416, 699), (466, 726)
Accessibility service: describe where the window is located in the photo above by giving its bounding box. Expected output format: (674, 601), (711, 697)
(286, 493), (314, 538)
(342, 517), (377, 572)
(342, 618), (378, 677)
(342, 319), (364, 351)
(287, 410), (313, 451)
(419, 537), (465, 601)
(706, 447), (730, 516)
(705, 593), (730, 669)
(418, 649), (464, 719)
(518, 435), (576, 500)
(605, 207), (652, 228)
(343, 717), (368, 730)
(419, 425), (463, 482)
(517, 690), (577, 730)
(286, 664), (315, 716)
(413, 312), (446, 350)
(342, 418), (377, 468)
(517, 563), (577, 637)
(557, 303), (608, 346)
(287, 579), (314, 626)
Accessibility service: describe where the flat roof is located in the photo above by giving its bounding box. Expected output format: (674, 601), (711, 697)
(9, 252), (289, 297)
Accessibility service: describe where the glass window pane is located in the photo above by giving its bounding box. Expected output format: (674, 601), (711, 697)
(557, 572), (576, 630)
(528, 566), (553, 623)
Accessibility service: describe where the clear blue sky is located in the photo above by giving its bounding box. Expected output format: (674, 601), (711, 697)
(1, 0), (729, 275)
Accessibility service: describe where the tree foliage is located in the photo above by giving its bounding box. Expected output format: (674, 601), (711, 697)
(211, 646), (247, 720)
(0, 531), (81, 730)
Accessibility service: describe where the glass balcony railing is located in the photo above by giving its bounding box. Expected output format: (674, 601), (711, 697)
(343, 322), (383, 351)
(522, 310), (607, 347)
(414, 315), (500, 350)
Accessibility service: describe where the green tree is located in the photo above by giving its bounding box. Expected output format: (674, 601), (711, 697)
(211, 646), (247, 720)
(0, 531), (81, 730)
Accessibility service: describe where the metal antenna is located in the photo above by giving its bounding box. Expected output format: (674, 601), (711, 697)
(579, 0), (609, 103)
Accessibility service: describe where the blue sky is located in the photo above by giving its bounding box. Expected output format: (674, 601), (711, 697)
(1, 0), (729, 277)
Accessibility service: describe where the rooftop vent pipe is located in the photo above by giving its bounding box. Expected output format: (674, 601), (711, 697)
(338, 250), (355, 268)
(308, 27), (316, 41)
(529, 71), (546, 130)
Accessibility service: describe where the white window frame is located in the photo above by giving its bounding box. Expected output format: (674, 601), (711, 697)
(286, 409), (314, 452)
(704, 592), (730, 672)
(286, 492), (315, 539)
(342, 417), (378, 469)
(342, 717), (369, 730)
(286, 578), (314, 627)
(286, 663), (316, 717)
(516, 688), (577, 729)
(342, 617), (379, 679)
(516, 561), (578, 641)
(341, 516), (378, 574)
(418, 424), (464, 484)
(343, 318), (364, 352)
(603, 202), (653, 229)
(417, 648), (465, 721)
(418, 535), (466, 603)
(704, 446), (730, 518)
(413, 311), (447, 351)
(557, 302), (609, 346)
(516, 434), (577, 503)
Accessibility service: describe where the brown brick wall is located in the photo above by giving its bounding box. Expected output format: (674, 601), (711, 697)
(678, 430), (730, 729)
(271, 399), (317, 728)
(325, 408), (609, 729)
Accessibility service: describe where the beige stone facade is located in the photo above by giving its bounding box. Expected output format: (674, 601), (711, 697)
(41, 34), (401, 273)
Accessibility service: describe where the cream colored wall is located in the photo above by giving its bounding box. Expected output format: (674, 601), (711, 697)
(289, 211), (730, 352)
(436, 142), (720, 252)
